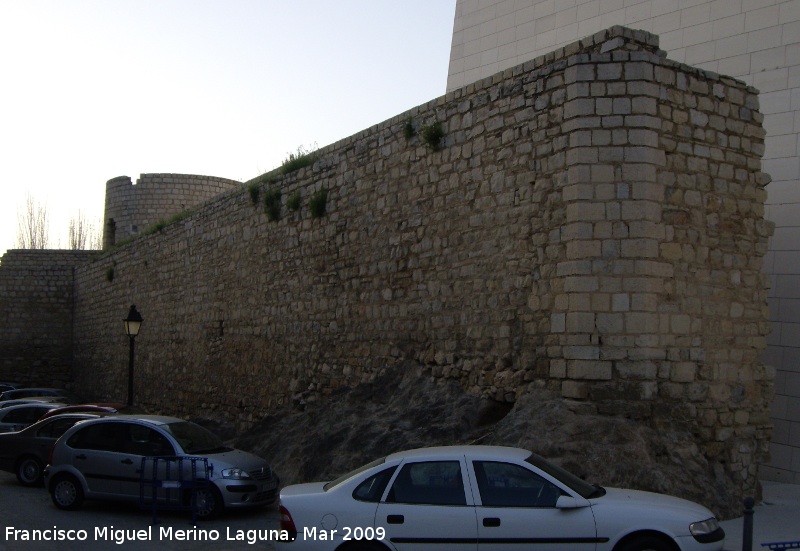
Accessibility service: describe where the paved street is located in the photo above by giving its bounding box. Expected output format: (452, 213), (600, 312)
(0, 472), (284, 550)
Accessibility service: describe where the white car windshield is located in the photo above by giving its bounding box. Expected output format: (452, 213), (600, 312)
(163, 421), (228, 454)
(525, 454), (604, 499)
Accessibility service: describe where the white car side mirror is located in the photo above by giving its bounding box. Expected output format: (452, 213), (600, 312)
(556, 495), (589, 509)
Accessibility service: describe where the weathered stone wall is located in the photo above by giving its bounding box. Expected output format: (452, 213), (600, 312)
(1, 27), (773, 502)
(0, 250), (96, 386)
(103, 173), (241, 248)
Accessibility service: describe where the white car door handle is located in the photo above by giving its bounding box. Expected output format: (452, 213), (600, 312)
(483, 517), (501, 527)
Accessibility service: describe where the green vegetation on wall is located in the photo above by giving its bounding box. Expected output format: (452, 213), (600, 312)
(309, 188), (328, 218)
(280, 144), (318, 175)
(264, 188), (282, 222)
(248, 183), (261, 206)
(403, 118), (415, 141)
(420, 122), (445, 151)
(287, 190), (302, 211)
(144, 211), (192, 236)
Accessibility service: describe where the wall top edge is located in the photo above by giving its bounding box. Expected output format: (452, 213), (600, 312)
(0, 249), (97, 267)
(106, 174), (242, 187)
(245, 25), (754, 188)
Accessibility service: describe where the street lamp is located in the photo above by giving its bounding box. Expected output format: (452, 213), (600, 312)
(123, 304), (143, 406)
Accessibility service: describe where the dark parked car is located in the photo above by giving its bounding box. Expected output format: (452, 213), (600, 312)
(45, 415), (280, 519)
(38, 403), (126, 420)
(0, 413), (107, 485)
(0, 397), (65, 410)
(0, 382), (23, 393)
(0, 388), (81, 404)
(0, 403), (66, 433)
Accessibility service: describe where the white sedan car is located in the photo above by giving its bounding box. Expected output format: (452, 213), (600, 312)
(276, 446), (724, 551)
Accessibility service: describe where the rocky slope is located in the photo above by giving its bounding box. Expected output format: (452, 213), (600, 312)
(234, 364), (742, 519)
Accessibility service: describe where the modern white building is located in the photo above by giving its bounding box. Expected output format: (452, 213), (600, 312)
(447, 0), (800, 484)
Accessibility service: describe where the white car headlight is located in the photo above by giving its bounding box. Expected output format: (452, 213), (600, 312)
(690, 517), (720, 536)
(221, 468), (252, 480)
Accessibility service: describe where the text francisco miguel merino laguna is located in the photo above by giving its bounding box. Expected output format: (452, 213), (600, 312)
(5, 525), (291, 545)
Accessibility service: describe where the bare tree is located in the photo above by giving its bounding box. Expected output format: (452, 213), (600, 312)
(89, 217), (103, 250)
(16, 192), (50, 249)
(68, 211), (101, 250)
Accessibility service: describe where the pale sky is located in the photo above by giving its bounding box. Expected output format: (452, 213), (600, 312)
(0, 0), (457, 256)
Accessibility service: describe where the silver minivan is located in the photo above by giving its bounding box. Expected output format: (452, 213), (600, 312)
(44, 415), (279, 519)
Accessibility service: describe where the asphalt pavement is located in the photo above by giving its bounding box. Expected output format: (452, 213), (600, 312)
(2, 469), (798, 551)
(720, 480), (800, 551)
(0, 472), (283, 551)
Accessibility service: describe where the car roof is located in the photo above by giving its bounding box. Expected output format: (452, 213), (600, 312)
(72, 414), (184, 426)
(3, 387), (65, 393)
(1, 402), (63, 412)
(0, 412), (110, 436)
(0, 397), (65, 408)
(40, 412), (107, 421)
(0, 388), (75, 400)
(385, 445), (532, 462)
(21, 412), (106, 428)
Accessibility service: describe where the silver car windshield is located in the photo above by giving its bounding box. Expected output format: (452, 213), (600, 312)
(162, 421), (227, 454)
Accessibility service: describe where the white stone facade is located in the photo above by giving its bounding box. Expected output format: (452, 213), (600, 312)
(448, 0), (800, 484)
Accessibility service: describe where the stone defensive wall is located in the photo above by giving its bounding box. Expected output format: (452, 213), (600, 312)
(103, 173), (241, 248)
(0, 250), (96, 386)
(37, 26), (773, 500)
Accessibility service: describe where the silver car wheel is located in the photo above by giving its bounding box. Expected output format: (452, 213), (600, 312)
(192, 485), (223, 520)
(51, 475), (83, 510)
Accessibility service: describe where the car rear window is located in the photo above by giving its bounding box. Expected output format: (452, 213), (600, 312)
(352, 466), (397, 502)
(324, 457), (386, 491)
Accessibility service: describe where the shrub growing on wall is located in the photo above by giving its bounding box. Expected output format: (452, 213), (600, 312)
(264, 189), (282, 222)
(403, 118), (415, 141)
(287, 190), (302, 211)
(248, 183), (260, 206)
(309, 188), (328, 218)
(280, 145), (317, 175)
(420, 122), (445, 151)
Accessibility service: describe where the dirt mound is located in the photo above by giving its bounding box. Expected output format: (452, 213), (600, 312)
(235, 364), (740, 518)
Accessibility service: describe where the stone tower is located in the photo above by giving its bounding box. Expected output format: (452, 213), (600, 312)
(103, 173), (240, 248)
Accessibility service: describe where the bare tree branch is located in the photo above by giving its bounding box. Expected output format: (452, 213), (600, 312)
(16, 192), (50, 249)
(68, 211), (103, 250)
(68, 211), (87, 250)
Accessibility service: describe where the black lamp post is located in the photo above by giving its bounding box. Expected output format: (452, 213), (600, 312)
(123, 304), (143, 406)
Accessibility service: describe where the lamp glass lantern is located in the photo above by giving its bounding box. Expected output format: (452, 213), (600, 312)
(124, 305), (143, 337)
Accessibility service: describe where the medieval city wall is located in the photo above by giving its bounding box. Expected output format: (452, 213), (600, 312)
(0, 250), (96, 386)
(23, 27), (772, 500)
